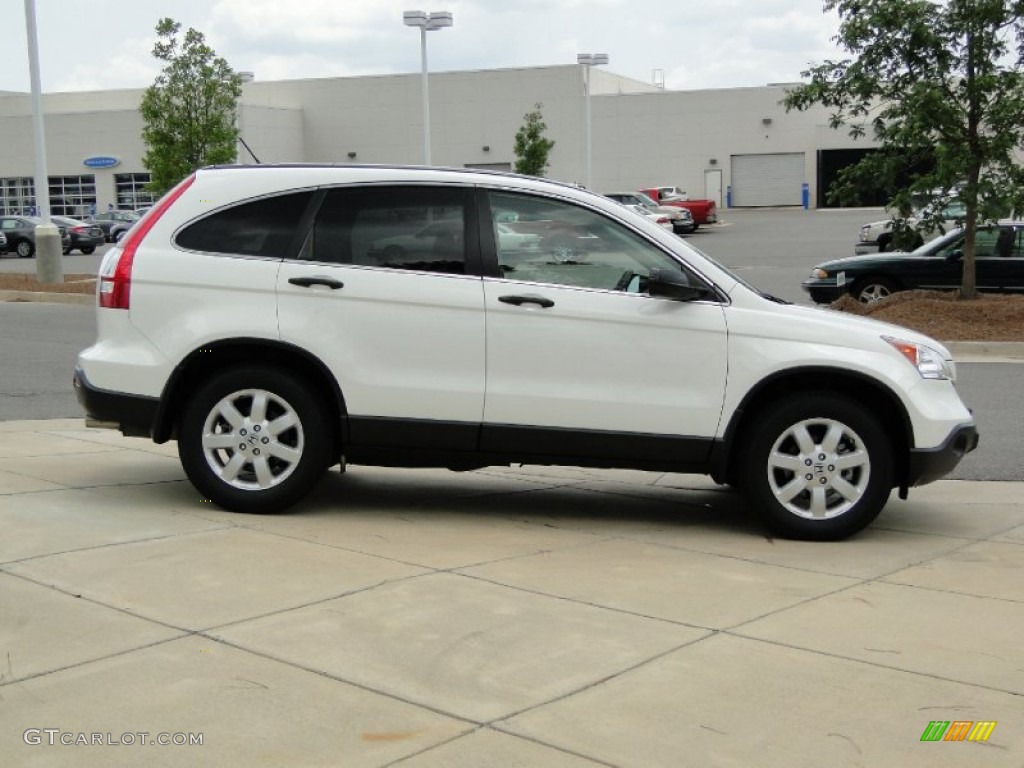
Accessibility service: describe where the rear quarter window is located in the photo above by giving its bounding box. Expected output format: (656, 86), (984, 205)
(175, 190), (314, 257)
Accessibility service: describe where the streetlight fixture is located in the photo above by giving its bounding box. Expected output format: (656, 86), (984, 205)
(403, 10), (453, 166)
(577, 53), (608, 190)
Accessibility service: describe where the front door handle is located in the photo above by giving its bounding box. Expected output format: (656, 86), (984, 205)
(498, 294), (554, 308)
(288, 276), (344, 290)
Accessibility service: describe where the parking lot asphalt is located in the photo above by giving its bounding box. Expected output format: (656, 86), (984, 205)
(2, 418), (1023, 767)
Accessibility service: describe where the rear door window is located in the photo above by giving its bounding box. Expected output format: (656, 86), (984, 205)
(302, 185), (473, 275)
(175, 191), (315, 258)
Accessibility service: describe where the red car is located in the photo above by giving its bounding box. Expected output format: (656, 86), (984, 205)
(639, 186), (718, 229)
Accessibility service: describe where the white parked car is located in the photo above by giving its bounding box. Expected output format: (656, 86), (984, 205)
(604, 191), (695, 234)
(856, 201), (967, 254)
(625, 203), (674, 232)
(76, 165), (977, 540)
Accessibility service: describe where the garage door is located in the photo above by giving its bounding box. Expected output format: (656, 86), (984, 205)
(731, 153), (805, 207)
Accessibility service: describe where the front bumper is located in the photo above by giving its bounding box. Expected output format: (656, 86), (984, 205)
(800, 279), (845, 304)
(73, 366), (159, 438)
(854, 241), (881, 255)
(907, 422), (979, 487)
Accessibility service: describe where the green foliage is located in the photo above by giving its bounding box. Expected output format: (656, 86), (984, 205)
(140, 18), (243, 196)
(784, 0), (1024, 298)
(513, 103), (556, 177)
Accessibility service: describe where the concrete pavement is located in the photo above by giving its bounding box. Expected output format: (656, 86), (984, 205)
(1, 418), (1023, 766)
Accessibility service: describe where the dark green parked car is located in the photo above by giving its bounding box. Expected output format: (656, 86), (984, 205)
(803, 221), (1024, 304)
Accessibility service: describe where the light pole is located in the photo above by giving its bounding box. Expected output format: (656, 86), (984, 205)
(236, 71), (260, 164)
(577, 53), (608, 190)
(23, 0), (61, 283)
(403, 10), (453, 166)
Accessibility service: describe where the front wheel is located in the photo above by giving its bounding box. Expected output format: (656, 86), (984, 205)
(178, 367), (331, 513)
(80, 246), (95, 255)
(16, 240), (34, 258)
(852, 276), (898, 304)
(739, 393), (893, 540)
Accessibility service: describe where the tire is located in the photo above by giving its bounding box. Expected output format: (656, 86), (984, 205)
(80, 246), (95, 255)
(16, 240), (34, 258)
(739, 393), (893, 540)
(852, 276), (898, 304)
(62, 247), (72, 256)
(177, 367), (331, 513)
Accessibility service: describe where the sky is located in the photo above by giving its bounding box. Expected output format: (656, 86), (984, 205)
(4, 0), (843, 94)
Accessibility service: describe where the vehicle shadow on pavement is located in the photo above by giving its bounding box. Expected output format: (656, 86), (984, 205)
(279, 466), (766, 536)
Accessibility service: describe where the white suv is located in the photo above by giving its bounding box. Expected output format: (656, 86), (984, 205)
(75, 165), (978, 540)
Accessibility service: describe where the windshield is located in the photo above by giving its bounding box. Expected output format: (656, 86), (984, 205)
(634, 193), (658, 210)
(916, 227), (964, 255)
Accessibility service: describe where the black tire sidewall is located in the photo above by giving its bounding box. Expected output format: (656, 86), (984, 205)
(178, 367), (331, 513)
(740, 393), (894, 540)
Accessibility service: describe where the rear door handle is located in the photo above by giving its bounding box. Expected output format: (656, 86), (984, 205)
(288, 276), (344, 289)
(498, 294), (554, 308)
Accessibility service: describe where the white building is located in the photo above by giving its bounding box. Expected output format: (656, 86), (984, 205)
(0, 64), (876, 217)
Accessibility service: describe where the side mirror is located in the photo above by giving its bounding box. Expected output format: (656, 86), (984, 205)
(945, 249), (964, 262)
(647, 268), (708, 301)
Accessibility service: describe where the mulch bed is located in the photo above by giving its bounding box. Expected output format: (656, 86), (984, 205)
(829, 290), (1024, 341)
(0, 273), (96, 295)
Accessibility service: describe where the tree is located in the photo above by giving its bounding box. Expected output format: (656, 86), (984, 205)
(784, 0), (1024, 298)
(513, 103), (556, 176)
(140, 18), (243, 196)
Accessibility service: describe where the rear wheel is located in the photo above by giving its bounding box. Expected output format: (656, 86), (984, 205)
(80, 246), (95, 255)
(739, 393), (893, 540)
(16, 240), (34, 258)
(178, 367), (331, 513)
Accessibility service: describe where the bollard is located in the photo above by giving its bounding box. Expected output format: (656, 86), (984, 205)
(34, 223), (64, 284)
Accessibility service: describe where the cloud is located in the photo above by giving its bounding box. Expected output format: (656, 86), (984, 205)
(0, 0), (844, 93)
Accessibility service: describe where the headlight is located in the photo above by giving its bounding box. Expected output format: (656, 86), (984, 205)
(810, 268), (828, 279)
(883, 336), (955, 380)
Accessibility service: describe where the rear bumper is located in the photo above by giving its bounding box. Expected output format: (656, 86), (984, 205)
(907, 422), (979, 487)
(73, 366), (158, 438)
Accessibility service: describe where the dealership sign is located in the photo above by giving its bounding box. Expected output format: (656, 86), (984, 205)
(83, 156), (120, 169)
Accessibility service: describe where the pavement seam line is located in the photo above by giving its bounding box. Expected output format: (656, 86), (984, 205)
(721, 632), (1024, 699)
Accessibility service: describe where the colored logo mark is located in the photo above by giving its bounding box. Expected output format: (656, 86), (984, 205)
(920, 720), (996, 742)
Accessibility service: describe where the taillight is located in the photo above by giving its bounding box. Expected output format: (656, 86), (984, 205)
(98, 174), (195, 310)
(656, 216), (670, 224)
(72, 226), (86, 234)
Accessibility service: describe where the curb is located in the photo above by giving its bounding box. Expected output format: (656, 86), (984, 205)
(944, 341), (1024, 363)
(0, 290), (94, 306)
